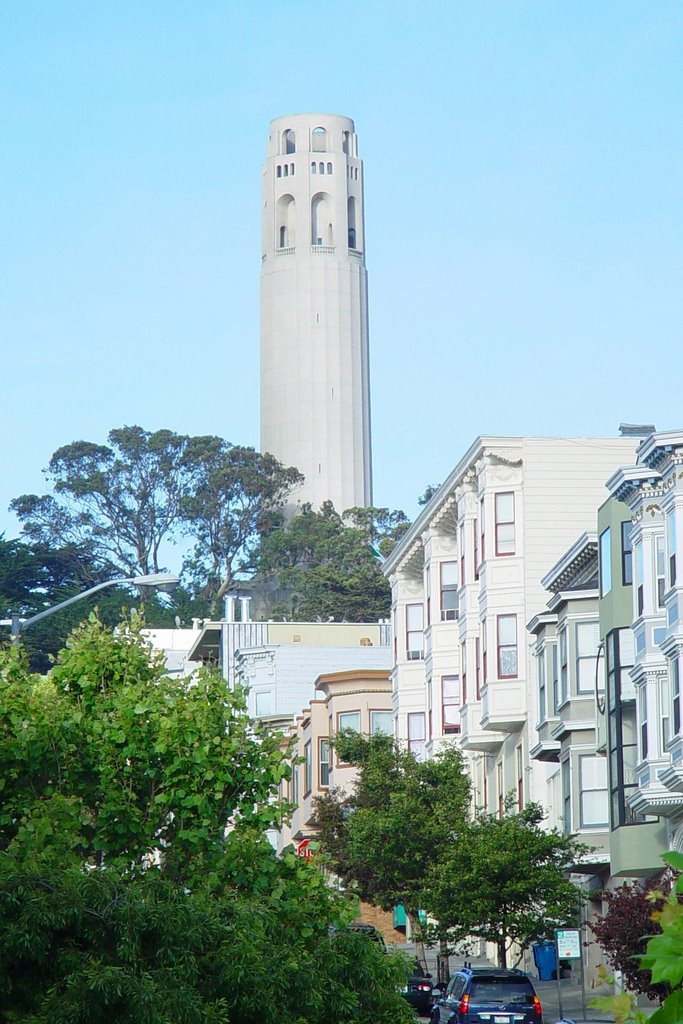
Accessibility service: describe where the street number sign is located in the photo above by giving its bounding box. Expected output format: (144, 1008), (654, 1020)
(555, 929), (581, 959)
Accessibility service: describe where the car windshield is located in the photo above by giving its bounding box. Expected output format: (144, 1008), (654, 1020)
(471, 980), (534, 1004)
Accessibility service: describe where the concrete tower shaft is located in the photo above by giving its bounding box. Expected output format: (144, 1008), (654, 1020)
(260, 113), (372, 513)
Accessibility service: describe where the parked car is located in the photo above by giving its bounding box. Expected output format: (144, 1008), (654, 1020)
(430, 967), (543, 1024)
(400, 959), (434, 1015)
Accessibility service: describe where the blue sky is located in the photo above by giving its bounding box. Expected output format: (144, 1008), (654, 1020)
(2, 1), (682, 542)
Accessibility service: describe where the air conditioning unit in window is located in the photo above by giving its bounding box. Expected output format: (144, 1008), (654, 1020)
(441, 609), (459, 621)
(407, 650), (424, 661)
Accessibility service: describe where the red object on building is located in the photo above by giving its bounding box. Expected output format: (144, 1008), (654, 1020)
(296, 838), (313, 859)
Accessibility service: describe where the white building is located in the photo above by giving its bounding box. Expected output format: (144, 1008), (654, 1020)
(260, 113), (372, 513)
(383, 436), (637, 816)
(187, 598), (390, 723)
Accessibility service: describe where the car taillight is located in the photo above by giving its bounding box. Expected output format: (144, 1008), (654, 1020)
(418, 984), (431, 991)
(533, 995), (542, 1016)
(458, 993), (470, 1015)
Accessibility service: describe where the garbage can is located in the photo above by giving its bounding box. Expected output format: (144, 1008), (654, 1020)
(532, 940), (557, 981)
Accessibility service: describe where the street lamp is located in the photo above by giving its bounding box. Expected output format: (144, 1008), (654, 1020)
(2, 572), (181, 641)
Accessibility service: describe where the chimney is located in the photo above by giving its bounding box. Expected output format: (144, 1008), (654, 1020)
(224, 595), (237, 622)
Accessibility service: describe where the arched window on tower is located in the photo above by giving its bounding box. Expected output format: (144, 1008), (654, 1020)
(348, 196), (358, 249)
(312, 126), (327, 152)
(319, 162), (324, 174)
(311, 162), (316, 173)
(283, 129), (296, 154)
(283, 164), (288, 176)
(327, 162), (333, 174)
(276, 165), (282, 178)
(342, 130), (350, 155)
(276, 194), (296, 249)
(311, 193), (333, 246)
(290, 163), (294, 175)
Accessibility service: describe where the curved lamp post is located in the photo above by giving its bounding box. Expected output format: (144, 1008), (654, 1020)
(4, 572), (180, 641)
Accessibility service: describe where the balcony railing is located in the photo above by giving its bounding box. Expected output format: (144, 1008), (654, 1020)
(310, 244), (335, 254)
(277, 246), (296, 256)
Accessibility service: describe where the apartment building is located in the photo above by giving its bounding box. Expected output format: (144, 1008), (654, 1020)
(383, 436), (637, 818)
(528, 534), (609, 983)
(600, 430), (683, 873)
(187, 596), (391, 721)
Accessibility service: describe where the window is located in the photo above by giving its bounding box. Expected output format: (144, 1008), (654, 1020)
(606, 627), (639, 827)
(579, 755), (608, 827)
(473, 516), (479, 579)
(661, 673), (671, 751)
(621, 521), (633, 585)
(496, 762), (504, 819)
(461, 642), (467, 703)
(561, 758), (571, 832)
(496, 615), (518, 679)
(255, 690), (274, 716)
(576, 621), (600, 694)
(311, 161), (317, 173)
(538, 648), (547, 723)
(639, 686), (648, 760)
(551, 643), (559, 712)
(283, 164), (288, 176)
(559, 627), (568, 703)
(482, 620), (487, 687)
(318, 161), (325, 174)
(635, 541), (644, 617)
(304, 740), (312, 795)
(475, 636), (481, 699)
(279, 225), (287, 248)
(312, 126), (327, 151)
(370, 710), (393, 736)
(319, 738), (330, 787)
(338, 711), (361, 733)
(668, 511), (677, 588)
(283, 128), (296, 154)
(495, 492), (515, 556)
(673, 658), (681, 736)
(480, 496), (486, 562)
(292, 756), (299, 804)
(342, 130), (350, 154)
(407, 713), (426, 760)
(516, 744), (524, 810)
(459, 523), (465, 585)
(599, 527), (612, 597)
(656, 535), (666, 607)
(290, 163), (294, 175)
(406, 603), (424, 659)
(327, 162), (333, 174)
(442, 675), (460, 733)
(276, 165), (282, 178)
(440, 561), (459, 620)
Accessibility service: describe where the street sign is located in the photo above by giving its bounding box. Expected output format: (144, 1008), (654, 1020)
(555, 929), (582, 959)
(296, 838), (313, 860)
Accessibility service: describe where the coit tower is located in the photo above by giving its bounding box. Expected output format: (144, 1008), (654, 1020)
(260, 113), (372, 512)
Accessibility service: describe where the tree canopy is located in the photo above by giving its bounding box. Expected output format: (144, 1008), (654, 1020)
(259, 502), (409, 622)
(0, 616), (414, 1023)
(314, 733), (470, 945)
(425, 802), (586, 968)
(11, 425), (302, 617)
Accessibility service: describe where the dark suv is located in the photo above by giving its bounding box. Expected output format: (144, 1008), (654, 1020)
(430, 967), (543, 1024)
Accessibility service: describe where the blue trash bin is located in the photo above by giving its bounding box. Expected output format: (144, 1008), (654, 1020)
(532, 940), (557, 981)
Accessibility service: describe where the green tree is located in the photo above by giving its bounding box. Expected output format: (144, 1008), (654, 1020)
(180, 438), (302, 615)
(426, 802), (586, 968)
(259, 502), (409, 622)
(0, 617), (414, 1023)
(314, 733), (470, 959)
(591, 851), (683, 1024)
(11, 426), (192, 580)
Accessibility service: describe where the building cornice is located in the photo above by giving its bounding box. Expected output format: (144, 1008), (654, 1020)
(541, 533), (597, 592)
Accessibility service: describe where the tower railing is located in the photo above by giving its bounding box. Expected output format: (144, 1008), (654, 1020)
(310, 244), (335, 254)
(276, 246), (296, 256)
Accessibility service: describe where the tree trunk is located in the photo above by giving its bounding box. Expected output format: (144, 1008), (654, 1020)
(437, 938), (450, 985)
(497, 937), (508, 969)
(407, 911), (428, 972)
